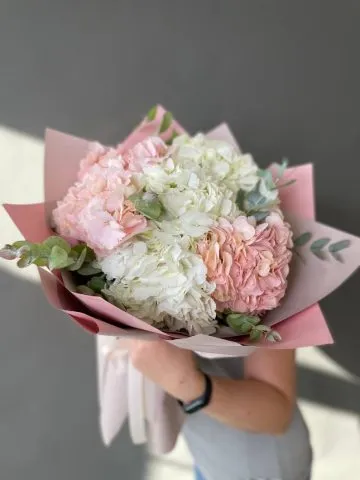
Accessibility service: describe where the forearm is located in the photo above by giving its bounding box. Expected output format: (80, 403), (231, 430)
(128, 340), (295, 436)
(204, 376), (293, 435)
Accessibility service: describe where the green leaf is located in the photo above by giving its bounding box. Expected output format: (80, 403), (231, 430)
(310, 238), (331, 251)
(276, 158), (289, 179)
(12, 240), (30, 250)
(129, 193), (164, 220)
(13, 244), (42, 268)
(32, 243), (52, 267)
(258, 169), (275, 190)
(71, 244), (96, 262)
(254, 324), (271, 333)
(17, 254), (33, 268)
(87, 276), (106, 293)
(77, 264), (103, 276)
(294, 232), (312, 247)
(165, 130), (180, 146)
(0, 245), (17, 260)
(226, 313), (260, 334)
(329, 239), (351, 253)
(235, 189), (246, 210)
(273, 179), (296, 190)
(67, 247), (87, 271)
(246, 190), (267, 210)
(25, 243), (42, 265)
(258, 169), (272, 182)
(252, 211), (269, 222)
(159, 112), (173, 133)
(266, 331), (282, 342)
(48, 246), (70, 270)
(146, 105), (158, 121)
(33, 257), (49, 267)
(76, 285), (95, 295)
(249, 329), (262, 342)
(43, 236), (71, 254)
(11, 240), (33, 256)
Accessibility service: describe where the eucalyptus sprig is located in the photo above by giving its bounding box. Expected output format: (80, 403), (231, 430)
(225, 312), (281, 343)
(235, 181), (279, 221)
(0, 236), (100, 274)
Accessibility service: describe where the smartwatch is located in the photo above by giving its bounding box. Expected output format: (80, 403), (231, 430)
(177, 372), (213, 414)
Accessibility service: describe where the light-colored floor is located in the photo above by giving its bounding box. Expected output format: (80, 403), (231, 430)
(1, 126), (360, 479)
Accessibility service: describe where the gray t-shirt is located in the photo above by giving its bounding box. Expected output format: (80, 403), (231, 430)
(183, 356), (312, 480)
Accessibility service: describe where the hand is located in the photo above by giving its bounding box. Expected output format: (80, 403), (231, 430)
(127, 339), (205, 402)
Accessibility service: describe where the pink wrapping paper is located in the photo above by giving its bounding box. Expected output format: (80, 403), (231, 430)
(3, 106), (360, 452)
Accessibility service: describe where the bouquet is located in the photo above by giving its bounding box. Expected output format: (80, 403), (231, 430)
(2, 106), (359, 452)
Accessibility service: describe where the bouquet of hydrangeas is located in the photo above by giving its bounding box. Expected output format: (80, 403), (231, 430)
(2, 106), (359, 452)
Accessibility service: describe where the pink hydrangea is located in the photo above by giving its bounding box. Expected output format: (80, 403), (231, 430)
(52, 137), (167, 256)
(196, 213), (293, 314)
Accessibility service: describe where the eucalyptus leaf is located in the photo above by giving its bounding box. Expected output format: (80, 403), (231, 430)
(71, 243), (95, 262)
(12, 240), (31, 251)
(329, 239), (351, 253)
(254, 324), (271, 333)
(38, 244), (51, 257)
(44, 236), (71, 254)
(226, 313), (260, 326)
(146, 105), (157, 121)
(0, 245), (17, 260)
(249, 329), (262, 342)
(77, 265), (103, 276)
(310, 238), (331, 251)
(159, 112), (173, 133)
(246, 190), (267, 210)
(29, 243), (41, 258)
(257, 169), (272, 182)
(129, 193), (163, 220)
(33, 257), (49, 267)
(226, 313), (260, 334)
(165, 130), (180, 146)
(272, 179), (296, 190)
(87, 276), (106, 293)
(252, 211), (269, 222)
(266, 331), (282, 342)
(275, 158), (289, 179)
(294, 232), (312, 247)
(235, 189), (246, 210)
(48, 246), (70, 270)
(17, 254), (33, 268)
(257, 169), (275, 190)
(76, 285), (95, 295)
(67, 247), (87, 271)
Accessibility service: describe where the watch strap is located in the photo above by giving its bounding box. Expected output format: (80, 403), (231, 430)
(178, 373), (212, 414)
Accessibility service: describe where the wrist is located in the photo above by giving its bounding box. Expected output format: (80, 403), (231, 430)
(175, 368), (206, 403)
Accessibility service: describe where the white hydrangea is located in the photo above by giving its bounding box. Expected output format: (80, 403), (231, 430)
(131, 136), (244, 237)
(172, 133), (259, 193)
(159, 182), (236, 219)
(99, 232), (217, 335)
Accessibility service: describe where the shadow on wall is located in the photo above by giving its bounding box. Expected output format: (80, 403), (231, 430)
(0, 268), (147, 480)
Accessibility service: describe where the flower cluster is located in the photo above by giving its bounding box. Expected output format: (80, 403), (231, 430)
(53, 137), (166, 256)
(50, 123), (293, 336)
